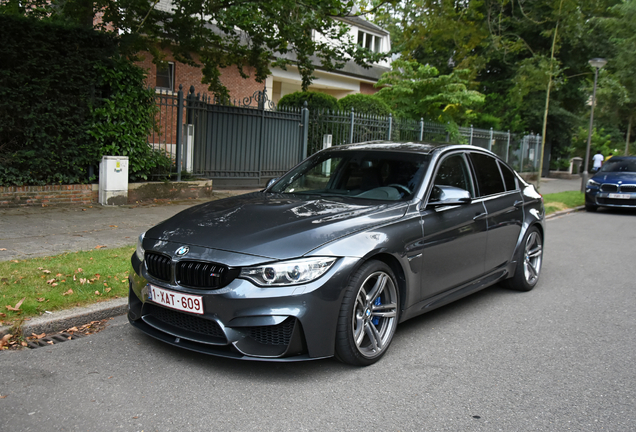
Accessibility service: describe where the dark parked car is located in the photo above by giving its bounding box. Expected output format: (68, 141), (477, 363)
(128, 142), (545, 365)
(585, 156), (636, 212)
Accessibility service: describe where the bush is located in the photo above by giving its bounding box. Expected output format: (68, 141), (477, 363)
(89, 57), (172, 181)
(0, 15), (118, 185)
(277, 91), (339, 112)
(338, 93), (393, 117)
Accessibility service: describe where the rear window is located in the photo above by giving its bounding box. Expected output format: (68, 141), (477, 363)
(469, 153), (505, 197)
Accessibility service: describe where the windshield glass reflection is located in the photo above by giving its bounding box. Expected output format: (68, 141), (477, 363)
(270, 150), (430, 201)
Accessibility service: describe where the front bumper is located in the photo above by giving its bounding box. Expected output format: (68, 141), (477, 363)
(128, 256), (358, 361)
(585, 189), (636, 208)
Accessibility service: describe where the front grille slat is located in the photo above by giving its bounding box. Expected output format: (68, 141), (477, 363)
(144, 303), (226, 340)
(146, 252), (171, 282)
(176, 260), (237, 289)
(245, 318), (296, 346)
(600, 184), (619, 192)
(619, 185), (636, 193)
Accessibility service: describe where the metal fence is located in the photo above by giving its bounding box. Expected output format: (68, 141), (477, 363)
(149, 86), (542, 184)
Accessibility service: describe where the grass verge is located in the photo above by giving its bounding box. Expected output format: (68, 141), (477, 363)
(542, 191), (585, 215)
(1, 246), (134, 328)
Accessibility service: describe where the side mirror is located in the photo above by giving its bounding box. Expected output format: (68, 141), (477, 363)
(428, 185), (472, 207)
(265, 178), (278, 190)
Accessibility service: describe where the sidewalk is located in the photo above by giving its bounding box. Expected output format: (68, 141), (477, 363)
(0, 178), (581, 338)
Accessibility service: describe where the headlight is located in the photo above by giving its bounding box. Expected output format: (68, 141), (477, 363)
(587, 179), (600, 187)
(240, 257), (337, 286)
(136, 232), (145, 261)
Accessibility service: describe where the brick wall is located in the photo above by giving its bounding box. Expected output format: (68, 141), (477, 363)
(136, 51), (263, 101)
(360, 82), (379, 95)
(0, 185), (93, 208)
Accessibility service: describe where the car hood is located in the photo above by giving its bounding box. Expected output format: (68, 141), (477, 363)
(144, 192), (408, 260)
(592, 171), (636, 184)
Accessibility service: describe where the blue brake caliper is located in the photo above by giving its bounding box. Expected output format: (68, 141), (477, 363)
(372, 296), (381, 325)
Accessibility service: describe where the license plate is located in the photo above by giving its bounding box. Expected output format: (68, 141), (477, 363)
(148, 284), (204, 315)
(608, 193), (630, 199)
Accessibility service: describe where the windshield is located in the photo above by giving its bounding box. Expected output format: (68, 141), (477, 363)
(599, 158), (636, 173)
(269, 150), (430, 201)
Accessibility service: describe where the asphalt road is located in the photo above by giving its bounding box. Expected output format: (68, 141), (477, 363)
(1, 208), (635, 431)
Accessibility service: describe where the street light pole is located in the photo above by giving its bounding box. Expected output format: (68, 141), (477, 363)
(581, 58), (607, 193)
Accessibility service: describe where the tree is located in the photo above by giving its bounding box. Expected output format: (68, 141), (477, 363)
(375, 59), (485, 124)
(0, 0), (389, 98)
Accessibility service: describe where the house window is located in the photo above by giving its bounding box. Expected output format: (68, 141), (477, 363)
(156, 63), (175, 91)
(357, 30), (382, 53)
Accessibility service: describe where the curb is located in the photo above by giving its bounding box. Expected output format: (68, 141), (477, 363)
(0, 298), (127, 338)
(545, 205), (585, 220)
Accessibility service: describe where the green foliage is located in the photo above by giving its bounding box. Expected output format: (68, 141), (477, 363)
(0, 0), (385, 98)
(375, 60), (485, 125)
(278, 91), (340, 112)
(0, 14), (117, 186)
(337, 93), (393, 116)
(89, 58), (171, 181)
(543, 191), (585, 215)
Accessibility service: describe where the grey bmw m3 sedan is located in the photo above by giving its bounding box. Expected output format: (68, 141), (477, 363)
(128, 142), (545, 366)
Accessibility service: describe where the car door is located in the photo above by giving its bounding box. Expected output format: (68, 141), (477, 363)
(419, 152), (488, 300)
(468, 152), (523, 272)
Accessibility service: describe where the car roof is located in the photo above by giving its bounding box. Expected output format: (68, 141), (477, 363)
(327, 141), (454, 155)
(325, 141), (498, 158)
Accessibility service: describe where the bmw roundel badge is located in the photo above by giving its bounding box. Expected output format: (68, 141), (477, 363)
(175, 246), (190, 257)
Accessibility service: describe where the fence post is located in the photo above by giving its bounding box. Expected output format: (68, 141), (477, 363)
(506, 130), (511, 163)
(489, 127), (493, 151)
(387, 114), (393, 140)
(301, 102), (309, 161)
(349, 108), (355, 144)
(176, 84), (184, 182)
(419, 118), (424, 141)
(469, 125), (474, 146)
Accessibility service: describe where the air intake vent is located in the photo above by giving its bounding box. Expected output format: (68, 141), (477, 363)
(145, 252), (171, 282)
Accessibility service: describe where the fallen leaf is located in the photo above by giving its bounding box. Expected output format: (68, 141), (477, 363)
(95, 245), (107, 249)
(46, 278), (56, 284)
(37, 298), (45, 302)
(0, 313), (5, 317)
(103, 283), (108, 287)
(21, 341), (27, 347)
(67, 326), (78, 332)
(6, 297), (25, 311)
(42, 270), (51, 274)
(56, 273), (63, 277)
(95, 274), (101, 280)
(77, 268), (83, 273)
(38, 267), (44, 270)
(11, 260), (18, 263)
(105, 288), (111, 293)
(0, 334), (12, 348)
(46, 341), (54, 345)
(0, 248), (7, 251)
(51, 283), (58, 287)
(109, 225), (118, 228)
(80, 278), (87, 285)
(32, 332), (45, 338)
(94, 291), (101, 296)
(62, 289), (73, 296)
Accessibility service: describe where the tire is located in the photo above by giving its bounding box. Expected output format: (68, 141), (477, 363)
(585, 204), (598, 212)
(334, 261), (400, 366)
(503, 227), (543, 292)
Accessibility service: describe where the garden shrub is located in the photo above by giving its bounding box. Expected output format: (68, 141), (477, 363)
(277, 91), (339, 112)
(338, 93), (393, 117)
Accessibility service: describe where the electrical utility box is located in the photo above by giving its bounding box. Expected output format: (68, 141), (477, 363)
(99, 156), (129, 205)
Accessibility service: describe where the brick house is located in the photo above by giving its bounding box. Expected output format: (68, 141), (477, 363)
(140, 2), (392, 103)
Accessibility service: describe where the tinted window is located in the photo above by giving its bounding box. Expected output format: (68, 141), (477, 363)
(469, 153), (505, 197)
(432, 154), (474, 197)
(499, 162), (518, 191)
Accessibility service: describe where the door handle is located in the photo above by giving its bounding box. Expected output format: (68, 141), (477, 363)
(473, 212), (487, 221)
(513, 200), (524, 208)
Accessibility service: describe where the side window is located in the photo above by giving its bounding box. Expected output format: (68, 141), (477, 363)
(499, 161), (518, 191)
(431, 154), (474, 199)
(469, 153), (505, 197)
